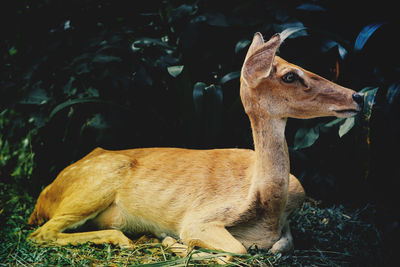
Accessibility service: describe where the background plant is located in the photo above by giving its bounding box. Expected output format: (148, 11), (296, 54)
(1, 0), (399, 265)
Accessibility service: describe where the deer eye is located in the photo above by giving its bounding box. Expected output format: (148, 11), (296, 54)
(281, 72), (298, 83)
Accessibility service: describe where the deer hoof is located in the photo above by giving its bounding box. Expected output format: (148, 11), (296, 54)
(270, 236), (293, 254)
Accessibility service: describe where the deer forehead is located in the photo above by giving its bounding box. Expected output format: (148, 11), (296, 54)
(274, 57), (304, 76)
(278, 66), (305, 79)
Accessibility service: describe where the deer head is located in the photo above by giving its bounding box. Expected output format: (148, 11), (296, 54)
(240, 32), (363, 119)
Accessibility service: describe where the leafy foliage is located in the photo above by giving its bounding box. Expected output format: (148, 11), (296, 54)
(1, 0), (399, 265)
(1, 0), (399, 192)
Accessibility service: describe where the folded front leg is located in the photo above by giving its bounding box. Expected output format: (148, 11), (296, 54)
(180, 222), (247, 255)
(162, 236), (236, 264)
(270, 221), (293, 254)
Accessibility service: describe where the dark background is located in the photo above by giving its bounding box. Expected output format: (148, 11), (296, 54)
(1, 0), (400, 263)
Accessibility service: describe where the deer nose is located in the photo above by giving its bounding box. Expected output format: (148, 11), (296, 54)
(352, 93), (364, 107)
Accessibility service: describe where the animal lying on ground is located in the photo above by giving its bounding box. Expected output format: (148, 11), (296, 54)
(27, 30), (363, 257)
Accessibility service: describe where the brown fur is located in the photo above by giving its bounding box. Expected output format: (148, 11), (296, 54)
(28, 32), (361, 255)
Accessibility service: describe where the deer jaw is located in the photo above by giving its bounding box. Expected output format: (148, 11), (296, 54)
(240, 33), (362, 120)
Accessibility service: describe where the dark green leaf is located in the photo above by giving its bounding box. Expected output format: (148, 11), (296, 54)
(20, 82), (49, 105)
(169, 4), (197, 22)
(70, 53), (91, 65)
(220, 71), (240, 85)
(205, 84), (223, 105)
(320, 118), (344, 132)
(135, 66), (153, 86)
(205, 12), (228, 27)
(276, 23), (307, 40)
(191, 13), (228, 27)
(386, 83), (400, 105)
(92, 54), (122, 63)
(359, 87), (378, 121)
(82, 87), (99, 98)
(339, 117), (355, 138)
(131, 37), (171, 52)
(193, 82), (206, 116)
(28, 114), (46, 128)
(167, 65), (184, 78)
(50, 98), (107, 119)
(9, 47), (18, 56)
(75, 63), (91, 75)
(63, 77), (77, 96)
(86, 114), (109, 130)
(294, 126), (320, 150)
(322, 40), (347, 59)
(296, 4), (326, 12)
(354, 23), (385, 52)
(235, 39), (250, 54)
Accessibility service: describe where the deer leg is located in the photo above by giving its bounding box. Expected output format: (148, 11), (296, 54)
(162, 236), (189, 257)
(270, 174), (305, 254)
(56, 230), (133, 248)
(28, 188), (134, 249)
(163, 236), (233, 264)
(164, 221), (247, 264)
(270, 221), (293, 254)
(28, 213), (134, 248)
(286, 174), (306, 214)
(180, 222), (247, 255)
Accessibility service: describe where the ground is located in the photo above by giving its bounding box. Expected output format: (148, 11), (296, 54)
(0, 182), (383, 266)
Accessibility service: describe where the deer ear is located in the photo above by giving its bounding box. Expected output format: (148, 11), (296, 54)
(244, 32), (265, 61)
(242, 33), (281, 87)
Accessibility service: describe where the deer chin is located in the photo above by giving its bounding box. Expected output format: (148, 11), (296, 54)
(333, 109), (359, 118)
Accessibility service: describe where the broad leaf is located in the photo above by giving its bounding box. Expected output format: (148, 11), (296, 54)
(339, 117), (355, 138)
(354, 23), (385, 52)
(275, 22), (307, 40)
(235, 39), (251, 54)
(85, 114), (109, 130)
(92, 54), (122, 63)
(294, 126), (320, 150)
(20, 82), (49, 105)
(321, 118), (344, 131)
(220, 71), (240, 85)
(191, 12), (228, 27)
(75, 63), (91, 75)
(167, 65), (184, 78)
(296, 4), (326, 12)
(63, 77), (77, 96)
(360, 86), (379, 121)
(206, 84), (223, 105)
(8, 47), (18, 56)
(50, 98), (107, 119)
(206, 12), (229, 27)
(169, 4), (197, 23)
(193, 82), (206, 117)
(131, 37), (171, 52)
(386, 83), (400, 105)
(322, 40), (347, 59)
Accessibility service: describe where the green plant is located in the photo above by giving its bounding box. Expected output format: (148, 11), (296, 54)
(0, 187), (383, 266)
(0, 109), (35, 183)
(1, 0), (398, 265)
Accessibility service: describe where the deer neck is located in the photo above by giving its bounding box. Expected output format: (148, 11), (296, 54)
(248, 115), (289, 214)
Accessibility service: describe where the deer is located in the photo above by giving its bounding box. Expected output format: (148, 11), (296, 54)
(27, 30), (363, 259)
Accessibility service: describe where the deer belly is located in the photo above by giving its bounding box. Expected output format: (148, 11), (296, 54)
(91, 202), (177, 238)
